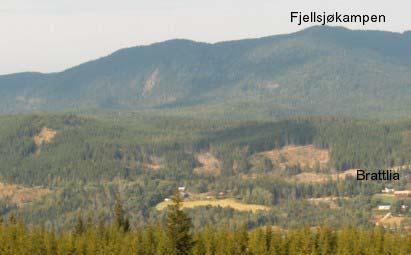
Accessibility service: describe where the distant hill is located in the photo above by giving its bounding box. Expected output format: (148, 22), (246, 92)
(1, 26), (411, 119)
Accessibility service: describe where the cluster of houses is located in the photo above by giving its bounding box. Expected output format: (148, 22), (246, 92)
(378, 187), (411, 211)
(164, 187), (231, 202)
(377, 204), (409, 211)
(178, 186), (189, 198)
(164, 186), (189, 202)
(381, 187), (411, 198)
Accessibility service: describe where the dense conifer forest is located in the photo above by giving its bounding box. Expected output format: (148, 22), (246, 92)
(0, 112), (410, 232)
(0, 195), (410, 255)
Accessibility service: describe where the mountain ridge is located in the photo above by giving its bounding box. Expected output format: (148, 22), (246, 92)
(4, 26), (410, 76)
(1, 26), (411, 119)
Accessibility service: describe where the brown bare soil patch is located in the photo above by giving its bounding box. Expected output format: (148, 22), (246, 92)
(258, 145), (330, 170)
(376, 213), (408, 229)
(34, 127), (57, 147)
(141, 163), (162, 170)
(0, 183), (51, 208)
(381, 216), (403, 227)
(193, 152), (221, 176)
(139, 156), (163, 170)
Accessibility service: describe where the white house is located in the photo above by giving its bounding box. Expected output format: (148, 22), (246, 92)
(378, 205), (391, 210)
(382, 187), (395, 193)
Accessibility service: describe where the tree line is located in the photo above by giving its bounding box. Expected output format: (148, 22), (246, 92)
(0, 194), (411, 255)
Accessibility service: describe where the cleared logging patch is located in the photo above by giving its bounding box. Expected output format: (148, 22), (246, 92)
(193, 152), (221, 176)
(257, 145), (330, 170)
(34, 127), (57, 155)
(0, 182), (51, 208)
(34, 127), (57, 147)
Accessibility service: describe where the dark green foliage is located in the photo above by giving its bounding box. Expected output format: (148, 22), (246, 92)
(74, 212), (85, 236)
(1, 113), (411, 230)
(0, 218), (410, 255)
(114, 199), (130, 232)
(166, 192), (194, 255)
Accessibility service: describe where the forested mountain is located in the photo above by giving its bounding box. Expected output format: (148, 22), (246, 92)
(1, 26), (411, 119)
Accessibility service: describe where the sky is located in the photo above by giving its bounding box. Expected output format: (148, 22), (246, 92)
(1, 0), (410, 75)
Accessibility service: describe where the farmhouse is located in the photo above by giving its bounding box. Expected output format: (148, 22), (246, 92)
(382, 187), (395, 193)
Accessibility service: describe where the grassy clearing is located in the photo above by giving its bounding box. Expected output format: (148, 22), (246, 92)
(156, 198), (270, 212)
(372, 194), (396, 204)
(377, 214), (407, 228)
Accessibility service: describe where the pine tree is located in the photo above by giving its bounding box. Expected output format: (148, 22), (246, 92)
(202, 225), (217, 255)
(249, 228), (266, 255)
(8, 213), (17, 225)
(265, 226), (272, 252)
(141, 226), (157, 255)
(97, 212), (106, 237)
(123, 217), (131, 232)
(45, 227), (58, 255)
(115, 198), (125, 230)
(74, 211), (85, 236)
(166, 191), (194, 255)
(233, 225), (249, 255)
(114, 197), (130, 232)
(193, 233), (206, 255)
(85, 212), (94, 230)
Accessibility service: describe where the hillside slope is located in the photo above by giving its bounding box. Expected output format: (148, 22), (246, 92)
(1, 26), (411, 118)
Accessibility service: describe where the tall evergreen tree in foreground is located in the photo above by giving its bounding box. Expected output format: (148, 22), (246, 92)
(74, 212), (85, 236)
(114, 198), (130, 232)
(166, 191), (194, 255)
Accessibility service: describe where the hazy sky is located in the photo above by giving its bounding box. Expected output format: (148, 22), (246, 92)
(1, 0), (410, 74)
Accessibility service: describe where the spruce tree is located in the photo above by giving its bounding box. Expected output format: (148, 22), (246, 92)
(233, 225), (249, 255)
(115, 198), (125, 230)
(114, 197), (130, 232)
(74, 212), (85, 236)
(166, 191), (194, 255)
